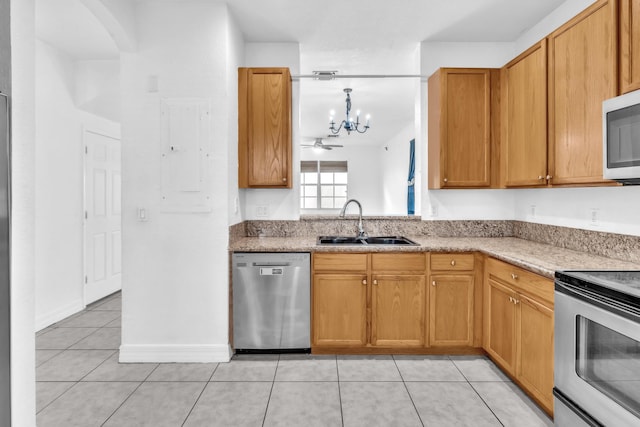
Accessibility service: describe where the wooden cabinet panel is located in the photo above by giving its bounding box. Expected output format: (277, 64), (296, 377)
(371, 275), (426, 347)
(430, 253), (475, 271)
(485, 278), (517, 375)
(486, 257), (554, 304)
(501, 41), (548, 187)
(548, 0), (617, 185)
(428, 68), (494, 188)
(313, 274), (367, 347)
(429, 274), (474, 346)
(238, 67), (291, 188)
(620, 0), (640, 93)
(313, 253), (368, 272)
(517, 293), (554, 414)
(371, 253), (426, 272)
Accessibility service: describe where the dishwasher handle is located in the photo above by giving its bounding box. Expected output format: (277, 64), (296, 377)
(253, 262), (291, 267)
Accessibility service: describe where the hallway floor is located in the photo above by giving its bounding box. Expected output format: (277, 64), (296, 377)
(35, 292), (553, 426)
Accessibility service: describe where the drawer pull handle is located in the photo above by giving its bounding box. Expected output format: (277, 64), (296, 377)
(511, 273), (518, 280)
(450, 260), (456, 266)
(432, 281), (437, 286)
(362, 279), (367, 285)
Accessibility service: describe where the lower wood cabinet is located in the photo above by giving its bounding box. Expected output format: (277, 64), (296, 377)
(428, 253), (478, 347)
(312, 252), (427, 350)
(313, 273), (367, 347)
(484, 257), (554, 416)
(372, 274), (426, 347)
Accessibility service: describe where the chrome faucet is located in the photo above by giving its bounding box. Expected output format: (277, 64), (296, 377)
(339, 199), (366, 239)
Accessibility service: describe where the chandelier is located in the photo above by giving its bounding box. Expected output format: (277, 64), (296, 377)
(329, 88), (370, 135)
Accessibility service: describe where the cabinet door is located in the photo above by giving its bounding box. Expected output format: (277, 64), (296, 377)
(517, 293), (554, 414)
(371, 275), (425, 347)
(429, 274), (474, 347)
(502, 41), (548, 187)
(548, 0), (617, 185)
(428, 69), (492, 188)
(485, 279), (517, 374)
(313, 274), (367, 347)
(620, 0), (640, 94)
(238, 68), (291, 188)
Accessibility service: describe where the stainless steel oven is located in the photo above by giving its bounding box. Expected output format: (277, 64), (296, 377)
(554, 271), (640, 427)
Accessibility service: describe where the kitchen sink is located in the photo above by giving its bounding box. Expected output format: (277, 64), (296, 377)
(317, 235), (418, 246)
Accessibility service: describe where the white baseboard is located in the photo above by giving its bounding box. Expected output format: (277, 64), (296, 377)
(35, 299), (85, 332)
(118, 343), (232, 363)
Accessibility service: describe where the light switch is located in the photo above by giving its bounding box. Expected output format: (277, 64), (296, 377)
(137, 207), (148, 222)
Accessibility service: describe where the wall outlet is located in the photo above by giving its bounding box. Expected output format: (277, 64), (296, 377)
(530, 205), (536, 218)
(234, 196), (239, 214)
(256, 205), (269, 218)
(589, 208), (600, 226)
(429, 205), (438, 217)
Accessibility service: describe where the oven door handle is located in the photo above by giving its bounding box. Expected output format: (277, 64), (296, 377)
(556, 280), (640, 323)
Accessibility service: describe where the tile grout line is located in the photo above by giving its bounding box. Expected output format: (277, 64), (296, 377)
(448, 356), (505, 427)
(260, 353), (280, 426)
(180, 362), (221, 426)
(336, 356), (344, 427)
(392, 355), (426, 427)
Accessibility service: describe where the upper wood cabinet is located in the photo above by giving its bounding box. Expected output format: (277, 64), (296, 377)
(501, 41), (549, 187)
(238, 67), (292, 188)
(620, 0), (640, 93)
(547, 0), (618, 185)
(428, 68), (497, 189)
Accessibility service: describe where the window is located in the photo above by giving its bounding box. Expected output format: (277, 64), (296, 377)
(300, 161), (348, 210)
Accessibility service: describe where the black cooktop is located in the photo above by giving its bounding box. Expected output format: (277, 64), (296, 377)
(556, 270), (640, 300)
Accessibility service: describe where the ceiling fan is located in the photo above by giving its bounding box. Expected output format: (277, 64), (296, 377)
(301, 138), (344, 151)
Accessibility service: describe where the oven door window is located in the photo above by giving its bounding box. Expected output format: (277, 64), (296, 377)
(576, 315), (640, 417)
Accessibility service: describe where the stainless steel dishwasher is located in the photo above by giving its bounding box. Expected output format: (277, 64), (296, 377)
(232, 252), (310, 352)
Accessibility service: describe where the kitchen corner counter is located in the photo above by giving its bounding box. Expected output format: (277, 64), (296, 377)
(228, 236), (640, 279)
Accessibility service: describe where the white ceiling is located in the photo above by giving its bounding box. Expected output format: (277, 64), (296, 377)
(35, 0), (567, 145)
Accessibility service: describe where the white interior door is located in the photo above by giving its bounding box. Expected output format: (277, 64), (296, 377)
(84, 129), (121, 304)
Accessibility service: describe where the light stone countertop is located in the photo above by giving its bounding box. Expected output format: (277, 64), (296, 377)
(229, 236), (640, 279)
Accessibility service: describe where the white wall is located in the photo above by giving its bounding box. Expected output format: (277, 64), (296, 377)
(241, 43), (301, 220)
(421, 42), (516, 220)
(35, 40), (121, 331)
(380, 123), (415, 215)
(510, 0), (640, 237)
(120, 1), (240, 362)
(11, 0), (37, 423)
(226, 11), (244, 226)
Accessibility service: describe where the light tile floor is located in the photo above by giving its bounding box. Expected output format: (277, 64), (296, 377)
(36, 292), (553, 427)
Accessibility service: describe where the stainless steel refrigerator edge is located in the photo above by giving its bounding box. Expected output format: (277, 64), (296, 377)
(232, 253), (310, 351)
(0, 93), (11, 426)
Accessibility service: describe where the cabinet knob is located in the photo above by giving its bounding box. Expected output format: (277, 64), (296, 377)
(546, 175), (552, 180)
(432, 280), (437, 286)
(282, 177), (287, 182)
(443, 178), (448, 183)
(373, 279), (378, 285)
(509, 296), (513, 303)
(362, 279), (367, 285)
(538, 175), (544, 180)
(511, 273), (518, 280)
(514, 298), (519, 304)
(450, 260), (456, 266)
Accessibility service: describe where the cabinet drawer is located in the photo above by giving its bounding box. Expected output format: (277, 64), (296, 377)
(371, 253), (426, 272)
(486, 257), (553, 304)
(430, 253), (475, 271)
(313, 253), (367, 272)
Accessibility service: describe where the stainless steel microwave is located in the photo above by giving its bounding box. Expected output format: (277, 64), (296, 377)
(603, 90), (640, 184)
